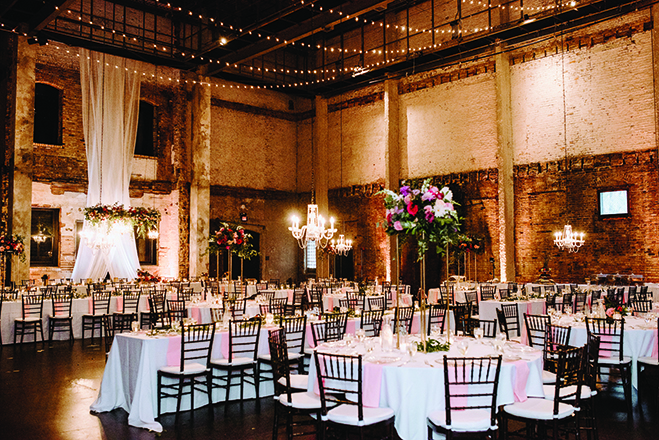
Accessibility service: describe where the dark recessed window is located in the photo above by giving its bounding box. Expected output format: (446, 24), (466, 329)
(135, 227), (158, 265)
(598, 189), (629, 218)
(134, 101), (156, 157)
(34, 83), (62, 145)
(31, 208), (59, 267)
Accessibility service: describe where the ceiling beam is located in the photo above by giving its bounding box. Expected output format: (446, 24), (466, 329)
(200, 0), (395, 76)
(27, 0), (76, 36)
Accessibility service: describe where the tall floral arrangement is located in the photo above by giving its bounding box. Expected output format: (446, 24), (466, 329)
(0, 234), (26, 262)
(456, 234), (485, 254)
(380, 178), (461, 259)
(127, 207), (162, 239)
(208, 223), (258, 260)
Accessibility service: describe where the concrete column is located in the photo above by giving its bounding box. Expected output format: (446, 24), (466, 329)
(495, 45), (516, 283)
(652, 5), (659, 168)
(314, 96), (329, 278)
(9, 37), (35, 285)
(384, 78), (400, 283)
(189, 78), (211, 278)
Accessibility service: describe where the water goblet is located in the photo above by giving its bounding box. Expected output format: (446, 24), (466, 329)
(265, 313), (274, 326)
(355, 329), (366, 344)
(473, 327), (484, 341)
(407, 341), (418, 358)
(131, 321), (140, 333)
(430, 324), (440, 337)
(456, 339), (469, 356)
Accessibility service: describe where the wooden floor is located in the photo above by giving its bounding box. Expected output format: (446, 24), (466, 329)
(0, 339), (657, 440)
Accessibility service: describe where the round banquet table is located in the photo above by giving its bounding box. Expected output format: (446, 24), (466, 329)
(307, 337), (543, 440)
(553, 314), (658, 388)
(90, 325), (276, 432)
(479, 299), (545, 338)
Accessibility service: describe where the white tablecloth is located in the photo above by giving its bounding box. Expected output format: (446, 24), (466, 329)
(307, 338), (543, 440)
(479, 299), (545, 338)
(322, 294), (412, 312)
(1, 295), (150, 344)
(555, 315), (658, 388)
(90, 327), (275, 432)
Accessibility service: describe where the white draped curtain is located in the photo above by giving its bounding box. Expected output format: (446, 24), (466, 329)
(72, 49), (141, 281)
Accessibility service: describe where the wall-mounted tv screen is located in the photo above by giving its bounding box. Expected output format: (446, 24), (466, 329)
(598, 189), (628, 217)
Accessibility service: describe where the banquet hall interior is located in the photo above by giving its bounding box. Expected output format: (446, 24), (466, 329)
(1, 0), (659, 439)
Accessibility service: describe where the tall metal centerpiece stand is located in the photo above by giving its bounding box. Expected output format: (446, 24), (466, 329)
(418, 234), (428, 352)
(445, 243), (451, 343)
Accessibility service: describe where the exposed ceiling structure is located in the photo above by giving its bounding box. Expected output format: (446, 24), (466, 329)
(0, 0), (652, 97)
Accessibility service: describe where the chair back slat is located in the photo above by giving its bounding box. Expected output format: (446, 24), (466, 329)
(228, 319), (261, 362)
(179, 323), (215, 372)
(22, 294), (44, 319)
(314, 352), (364, 421)
(394, 306), (414, 334)
(360, 309), (384, 337)
(585, 317), (625, 361)
(92, 291), (111, 315)
(51, 293), (73, 317)
(524, 313), (550, 349)
(282, 316), (307, 355)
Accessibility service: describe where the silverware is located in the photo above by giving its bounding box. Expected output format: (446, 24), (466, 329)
(424, 360), (435, 368)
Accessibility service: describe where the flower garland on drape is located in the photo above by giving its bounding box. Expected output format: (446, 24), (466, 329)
(83, 204), (161, 238)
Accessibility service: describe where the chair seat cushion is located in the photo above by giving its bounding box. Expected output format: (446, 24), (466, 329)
(278, 374), (309, 390)
(428, 408), (496, 432)
(542, 370), (556, 384)
(598, 356), (631, 365)
(16, 317), (42, 323)
(278, 391), (322, 410)
(503, 398), (575, 420)
(159, 362), (208, 376)
(637, 356), (659, 366)
(211, 357), (254, 367)
(258, 351), (304, 362)
(542, 384), (593, 400)
(327, 404), (395, 426)
(49, 315), (72, 320)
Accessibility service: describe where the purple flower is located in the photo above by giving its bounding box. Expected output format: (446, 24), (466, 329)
(400, 186), (410, 196)
(412, 189), (420, 196)
(393, 221), (403, 231)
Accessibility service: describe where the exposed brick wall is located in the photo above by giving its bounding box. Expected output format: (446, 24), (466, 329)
(515, 148), (659, 283)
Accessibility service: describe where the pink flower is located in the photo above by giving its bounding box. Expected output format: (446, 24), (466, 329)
(605, 307), (615, 317)
(407, 202), (418, 216)
(393, 221), (403, 231)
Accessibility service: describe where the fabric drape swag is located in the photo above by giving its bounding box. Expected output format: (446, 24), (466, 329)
(72, 48), (141, 281)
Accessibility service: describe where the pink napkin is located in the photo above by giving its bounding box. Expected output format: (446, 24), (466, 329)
(652, 332), (658, 358)
(327, 297), (334, 311)
(363, 363), (383, 407)
(116, 297), (123, 313)
(88, 297), (93, 314)
(512, 360), (530, 402)
(411, 313), (421, 334)
(306, 323), (316, 348)
(166, 337), (182, 366)
(287, 290), (294, 303)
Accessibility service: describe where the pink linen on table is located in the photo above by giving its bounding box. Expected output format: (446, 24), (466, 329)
(346, 320), (356, 335)
(599, 334), (614, 358)
(652, 332), (658, 358)
(446, 367), (469, 407)
(116, 297), (123, 313)
(287, 290), (294, 303)
(189, 307), (202, 324)
(512, 360), (530, 402)
(306, 323), (317, 348)
(166, 337), (182, 366)
(220, 332), (230, 359)
(88, 297), (93, 314)
(362, 363), (383, 407)
(327, 296), (334, 311)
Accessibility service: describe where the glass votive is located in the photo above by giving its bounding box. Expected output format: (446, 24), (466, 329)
(265, 313), (274, 326)
(131, 321), (140, 332)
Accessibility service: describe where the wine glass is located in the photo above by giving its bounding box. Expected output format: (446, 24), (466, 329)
(407, 341), (418, 358)
(355, 329), (366, 344)
(430, 324), (441, 337)
(456, 339), (469, 356)
(473, 327), (484, 341)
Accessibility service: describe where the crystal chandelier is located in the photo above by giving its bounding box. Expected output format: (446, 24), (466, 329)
(32, 231), (48, 243)
(554, 31), (585, 253)
(331, 235), (352, 256)
(289, 203), (337, 249)
(80, 219), (132, 254)
(553, 225), (584, 253)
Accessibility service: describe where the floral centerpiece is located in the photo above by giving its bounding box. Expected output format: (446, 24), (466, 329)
(380, 178), (461, 260)
(83, 203), (161, 238)
(137, 269), (161, 283)
(604, 295), (630, 322)
(0, 234), (26, 262)
(208, 223), (258, 260)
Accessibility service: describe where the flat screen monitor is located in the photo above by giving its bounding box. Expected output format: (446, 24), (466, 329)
(598, 189), (628, 217)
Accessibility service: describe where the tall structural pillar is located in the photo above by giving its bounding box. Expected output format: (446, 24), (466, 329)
(8, 36), (35, 285)
(314, 96), (330, 278)
(384, 78), (400, 283)
(189, 77), (211, 278)
(495, 44), (516, 282)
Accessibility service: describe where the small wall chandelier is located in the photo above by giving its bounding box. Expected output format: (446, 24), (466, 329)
(554, 225), (584, 253)
(289, 202), (336, 249)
